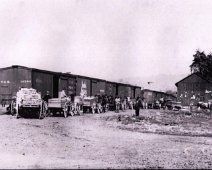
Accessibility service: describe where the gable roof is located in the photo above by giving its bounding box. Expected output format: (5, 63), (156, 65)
(175, 72), (212, 87)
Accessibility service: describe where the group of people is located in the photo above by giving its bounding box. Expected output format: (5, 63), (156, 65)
(92, 95), (134, 113)
(1, 99), (6, 107)
(42, 90), (137, 114)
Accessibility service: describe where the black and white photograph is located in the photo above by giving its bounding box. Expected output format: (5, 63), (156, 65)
(0, 0), (212, 169)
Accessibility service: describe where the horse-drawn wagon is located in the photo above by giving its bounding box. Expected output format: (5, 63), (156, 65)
(47, 97), (71, 118)
(8, 88), (46, 119)
(83, 96), (98, 114)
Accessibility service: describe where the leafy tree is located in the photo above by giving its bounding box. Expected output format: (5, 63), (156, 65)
(190, 50), (212, 78)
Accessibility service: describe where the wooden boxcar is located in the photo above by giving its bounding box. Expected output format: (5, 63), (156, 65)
(0, 66), (33, 103)
(32, 70), (55, 98)
(134, 86), (141, 98)
(0, 65), (70, 101)
(105, 81), (117, 97)
(58, 73), (76, 97)
(141, 89), (177, 105)
(0, 65), (142, 104)
(75, 75), (91, 97)
(91, 78), (106, 96)
(117, 83), (134, 98)
(117, 83), (126, 98)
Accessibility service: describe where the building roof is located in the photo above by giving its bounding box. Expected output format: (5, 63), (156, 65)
(175, 72), (212, 87)
(141, 89), (164, 94)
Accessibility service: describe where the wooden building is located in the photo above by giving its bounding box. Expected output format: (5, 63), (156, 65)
(175, 72), (212, 106)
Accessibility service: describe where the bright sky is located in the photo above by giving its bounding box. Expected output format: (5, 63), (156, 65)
(1, 0), (212, 81)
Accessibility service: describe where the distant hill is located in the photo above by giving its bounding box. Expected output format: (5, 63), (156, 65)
(113, 73), (188, 92)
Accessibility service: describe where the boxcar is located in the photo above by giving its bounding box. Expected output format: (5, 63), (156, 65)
(0, 67), (15, 102)
(0, 65), (142, 106)
(76, 75), (91, 97)
(117, 83), (132, 98)
(58, 74), (76, 98)
(91, 78), (106, 96)
(134, 86), (141, 98)
(106, 81), (117, 97)
(0, 66), (32, 103)
(141, 89), (177, 108)
(32, 71), (54, 98)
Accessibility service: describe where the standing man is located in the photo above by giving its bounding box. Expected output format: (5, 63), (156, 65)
(42, 91), (52, 116)
(134, 96), (141, 116)
(43, 91), (52, 103)
(102, 95), (107, 113)
(115, 96), (120, 113)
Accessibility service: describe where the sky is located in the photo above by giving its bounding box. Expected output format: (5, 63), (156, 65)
(1, 0), (212, 82)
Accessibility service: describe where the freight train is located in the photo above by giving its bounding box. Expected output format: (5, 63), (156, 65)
(0, 65), (141, 103)
(140, 89), (177, 108)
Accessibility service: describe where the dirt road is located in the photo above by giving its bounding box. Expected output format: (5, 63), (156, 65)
(0, 107), (211, 169)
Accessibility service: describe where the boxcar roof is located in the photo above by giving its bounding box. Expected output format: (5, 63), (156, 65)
(74, 74), (106, 82)
(141, 89), (176, 98)
(0, 65), (63, 75)
(32, 68), (62, 75)
(105, 80), (140, 88)
(142, 89), (164, 94)
(0, 65), (141, 88)
(105, 80), (117, 84)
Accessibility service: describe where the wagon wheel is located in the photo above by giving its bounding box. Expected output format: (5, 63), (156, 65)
(92, 103), (96, 114)
(38, 105), (43, 119)
(105, 104), (108, 112)
(16, 104), (20, 119)
(70, 110), (74, 117)
(43, 101), (48, 117)
(63, 102), (68, 118)
(99, 104), (103, 113)
(97, 104), (101, 114)
(39, 102), (47, 119)
(70, 104), (74, 116)
(73, 103), (77, 115)
(92, 106), (95, 114)
(38, 110), (42, 119)
(11, 101), (15, 116)
(76, 104), (81, 115)
(78, 105), (84, 116)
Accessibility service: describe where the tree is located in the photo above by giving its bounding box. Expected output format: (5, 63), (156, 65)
(190, 50), (212, 78)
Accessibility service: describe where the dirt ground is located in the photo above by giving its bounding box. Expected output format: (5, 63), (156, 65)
(0, 106), (211, 169)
